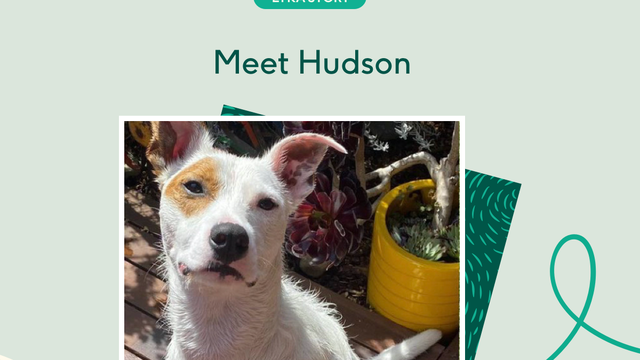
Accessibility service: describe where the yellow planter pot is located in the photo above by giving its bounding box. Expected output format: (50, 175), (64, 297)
(367, 180), (459, 336)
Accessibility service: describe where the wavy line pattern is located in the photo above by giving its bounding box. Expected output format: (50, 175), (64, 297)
(465, 170), (521, 360)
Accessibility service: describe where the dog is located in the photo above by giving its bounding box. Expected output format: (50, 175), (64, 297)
(145, 121), (442, 360)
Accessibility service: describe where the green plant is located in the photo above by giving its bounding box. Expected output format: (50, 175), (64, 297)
(387, 201), (460, 262)
(441, 224), (460, 261)
(405, 222), (446, 261)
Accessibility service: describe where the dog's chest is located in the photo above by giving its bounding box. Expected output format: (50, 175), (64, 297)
(168, 332), (332, 360)
(166, 302), (338, 360)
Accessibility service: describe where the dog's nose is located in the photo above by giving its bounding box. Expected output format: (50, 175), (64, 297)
(209, 223), (249, 264)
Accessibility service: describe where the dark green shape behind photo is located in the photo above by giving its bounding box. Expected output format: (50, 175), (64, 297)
(465, 170), (521, 360)
(221, 105), (263, 116)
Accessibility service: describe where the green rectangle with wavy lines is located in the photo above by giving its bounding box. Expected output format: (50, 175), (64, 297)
(465, 170), (521, 360)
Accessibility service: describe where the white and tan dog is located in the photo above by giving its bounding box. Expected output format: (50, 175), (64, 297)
(146, 121), (442, 360)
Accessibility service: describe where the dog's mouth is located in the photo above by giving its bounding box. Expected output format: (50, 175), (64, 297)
(179, 262), (257, 287)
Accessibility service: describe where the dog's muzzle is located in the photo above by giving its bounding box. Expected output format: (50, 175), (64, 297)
(178, 262), (257, 287)
(209, 222), (249, 264)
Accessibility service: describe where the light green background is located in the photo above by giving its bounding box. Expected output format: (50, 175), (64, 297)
(1, 1), (639, 360)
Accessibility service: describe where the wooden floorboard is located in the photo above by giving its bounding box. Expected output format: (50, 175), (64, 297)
(290, 272), (445, 360)
(125, 223), (163, 278)
(125, 261), (166, 318)
(124, 190), (161, 236)
(125, 346), (147, 360)
(125, 302), (169, 360)
(124, 189), (454, 359)
(437, 334), (460, 360)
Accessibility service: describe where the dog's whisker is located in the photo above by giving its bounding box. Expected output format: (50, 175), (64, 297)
(257, 256), (278, 272)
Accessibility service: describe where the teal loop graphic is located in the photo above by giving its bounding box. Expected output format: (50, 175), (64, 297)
(548, 234), (640, 359)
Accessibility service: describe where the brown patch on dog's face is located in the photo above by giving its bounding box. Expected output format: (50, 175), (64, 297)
(164, 158), (221, 217)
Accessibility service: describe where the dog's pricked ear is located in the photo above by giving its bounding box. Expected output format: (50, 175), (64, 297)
(266, 133), (346, 207)
(146, 121), (207, 176)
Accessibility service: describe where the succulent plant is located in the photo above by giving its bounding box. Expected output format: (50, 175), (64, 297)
(441, 224), (460, 261)
(404, 223), (447, 261)
(287, 168), (372, 267)
(387, 199), (460, 262)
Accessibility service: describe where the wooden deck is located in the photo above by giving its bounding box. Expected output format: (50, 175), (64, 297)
(124, 189), (459, 360)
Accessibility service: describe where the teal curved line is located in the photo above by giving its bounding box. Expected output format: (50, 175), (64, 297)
(469, 173), (482, 188)
(485, 233), (497, 244)
(487, 223), (499, 235)
(548, 234), (640, 359)
(472, 253), (483, 267)
(486, 192), (494, 206)
(466, 234), (475, 245)
(489, 209), (499, 222)
(477, 174), (487, 187)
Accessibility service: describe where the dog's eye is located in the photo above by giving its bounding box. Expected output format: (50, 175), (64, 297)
(183, 181), (204, 194)
(258, 198), (277, 211)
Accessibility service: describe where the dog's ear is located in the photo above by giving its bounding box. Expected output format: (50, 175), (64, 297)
(146, 121), (209, 180)
(265, 133), (346, 208)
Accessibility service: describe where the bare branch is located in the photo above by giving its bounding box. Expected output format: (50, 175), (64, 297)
(353, 135), (366, 189)
(431, 122), (460, 230)
(365, 151), (438, 198)
(365, 122), (460, 231)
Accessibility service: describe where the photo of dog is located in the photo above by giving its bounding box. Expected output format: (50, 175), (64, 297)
(123, 119), (461, 360)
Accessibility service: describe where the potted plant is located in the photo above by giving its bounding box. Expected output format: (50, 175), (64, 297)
(365, 122), (460, 337)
